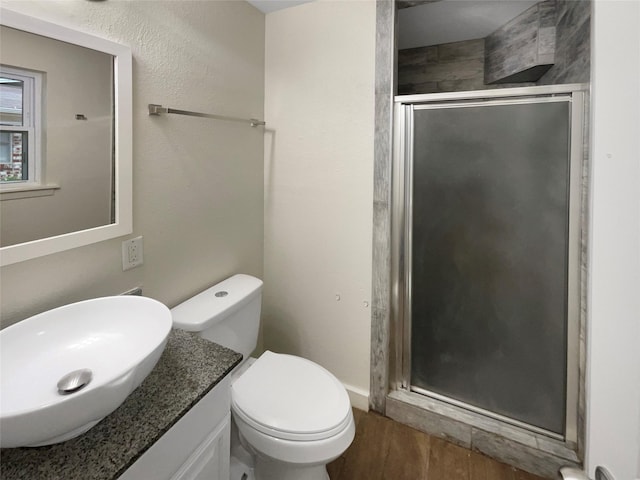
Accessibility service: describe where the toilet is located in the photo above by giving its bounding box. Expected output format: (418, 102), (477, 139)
(171, 274), (355, 480)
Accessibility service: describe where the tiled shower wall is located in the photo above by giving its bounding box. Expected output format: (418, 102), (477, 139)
(484, 0), (557, 84)
(397, 39), (488, 95)
(397, 0), (590, 95)
(537, 0), (591, 85)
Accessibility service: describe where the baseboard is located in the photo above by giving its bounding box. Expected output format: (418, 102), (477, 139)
(343, 383), (369, 411)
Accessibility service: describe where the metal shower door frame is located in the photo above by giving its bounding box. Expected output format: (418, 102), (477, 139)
(390, 84), (587, 443)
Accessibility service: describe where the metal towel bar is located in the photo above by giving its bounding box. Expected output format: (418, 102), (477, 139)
(148, 104), (265, 127)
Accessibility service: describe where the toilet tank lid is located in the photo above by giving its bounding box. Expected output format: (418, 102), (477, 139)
(171, 274), (263, 331)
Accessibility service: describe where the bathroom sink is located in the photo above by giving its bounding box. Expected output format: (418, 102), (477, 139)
(0, 296), (172, 448)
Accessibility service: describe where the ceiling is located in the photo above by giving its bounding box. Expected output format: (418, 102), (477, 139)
(246, 0), (314, 14)
(398, 0), (539, 49)
(246, 0), (540, 51)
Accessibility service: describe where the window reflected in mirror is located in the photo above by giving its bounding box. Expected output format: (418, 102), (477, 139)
(1, 70), (37, 184)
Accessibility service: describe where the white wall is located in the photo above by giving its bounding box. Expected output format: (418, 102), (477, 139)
(587, 1), (640, 478)
(263, 0), (376, 410)
(0, 1), (264, 328)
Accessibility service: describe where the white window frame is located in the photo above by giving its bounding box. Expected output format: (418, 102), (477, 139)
(0, 65), (43, 190)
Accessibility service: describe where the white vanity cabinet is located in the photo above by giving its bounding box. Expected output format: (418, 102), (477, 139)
(119, 376), (231, 480)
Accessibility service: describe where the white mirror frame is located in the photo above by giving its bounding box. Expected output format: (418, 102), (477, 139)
(0, 8), (132, 266)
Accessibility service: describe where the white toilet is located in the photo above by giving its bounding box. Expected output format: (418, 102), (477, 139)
(171, 274), (355, 480)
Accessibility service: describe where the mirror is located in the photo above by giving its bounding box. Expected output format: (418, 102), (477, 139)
(0, 8), (132, 266)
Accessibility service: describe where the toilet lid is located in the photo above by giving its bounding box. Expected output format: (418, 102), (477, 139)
(231, 351), (352, 441)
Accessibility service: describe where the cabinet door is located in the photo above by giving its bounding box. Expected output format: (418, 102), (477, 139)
(119, 377), (231, 480)
(171, 413), (230, 480)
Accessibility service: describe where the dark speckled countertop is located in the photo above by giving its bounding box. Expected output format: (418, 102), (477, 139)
(0, 329), (242, 480)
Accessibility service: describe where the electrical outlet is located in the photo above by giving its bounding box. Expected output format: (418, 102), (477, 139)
(122, 236), (144, 271)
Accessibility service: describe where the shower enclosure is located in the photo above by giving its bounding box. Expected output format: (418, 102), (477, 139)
(391, 85), (586, 442)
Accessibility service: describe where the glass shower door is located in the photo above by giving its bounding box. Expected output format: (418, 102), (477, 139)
(403, 95), (579, 437)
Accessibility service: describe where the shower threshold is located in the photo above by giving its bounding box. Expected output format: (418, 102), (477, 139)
(386, 389), (580, 479)
(409, 384), (564, 441)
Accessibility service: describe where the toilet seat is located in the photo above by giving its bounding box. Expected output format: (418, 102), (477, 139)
(231, 351), (352, 441)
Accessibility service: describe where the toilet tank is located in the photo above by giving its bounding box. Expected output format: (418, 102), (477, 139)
(171, 274), (263, 358)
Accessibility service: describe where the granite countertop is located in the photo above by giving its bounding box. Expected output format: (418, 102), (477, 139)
(0, 329), (242, 480)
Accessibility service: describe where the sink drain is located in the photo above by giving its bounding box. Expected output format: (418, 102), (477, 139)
(57, 369), (93, 395)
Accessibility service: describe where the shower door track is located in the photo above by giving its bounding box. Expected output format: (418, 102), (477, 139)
(391, 84), (587, 444)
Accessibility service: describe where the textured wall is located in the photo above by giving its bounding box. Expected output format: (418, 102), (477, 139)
(0, 1), (264, 328)
(263, 0), (375, 409)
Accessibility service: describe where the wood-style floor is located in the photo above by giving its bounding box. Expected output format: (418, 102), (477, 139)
(327, 409), (549, 480)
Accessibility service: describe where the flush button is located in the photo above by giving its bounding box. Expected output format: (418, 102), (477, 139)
(215, 291), (228, 298)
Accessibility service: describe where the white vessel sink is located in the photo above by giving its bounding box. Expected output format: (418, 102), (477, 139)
(0, 296), (172, 448)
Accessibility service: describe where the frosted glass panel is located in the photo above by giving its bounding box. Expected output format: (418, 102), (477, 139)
(410, 102), (569, 434)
